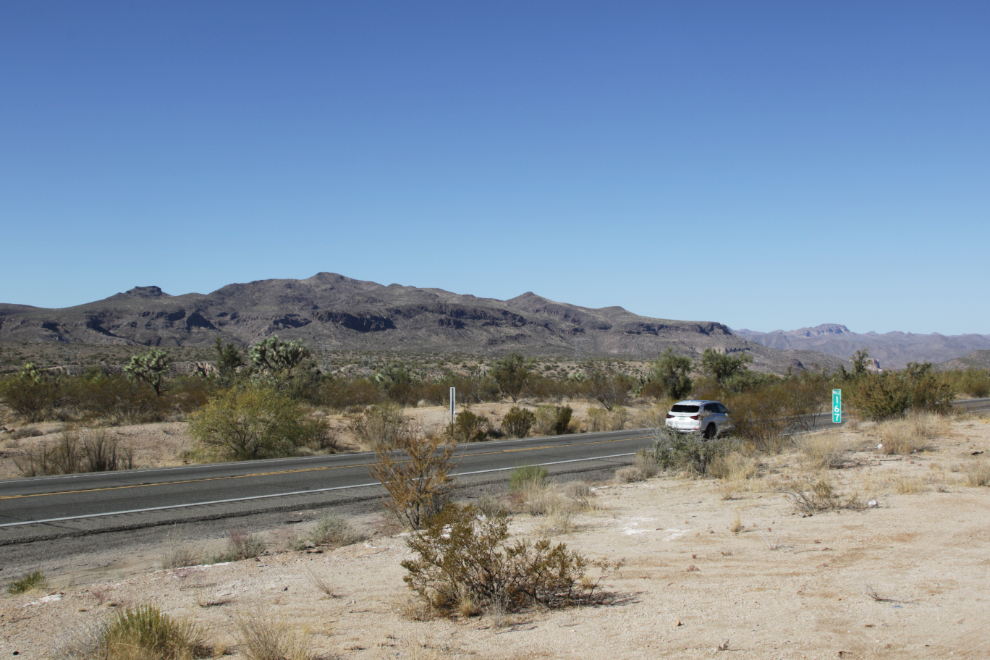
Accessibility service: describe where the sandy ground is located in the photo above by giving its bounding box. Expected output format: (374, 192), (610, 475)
(2, 414), (989, 659)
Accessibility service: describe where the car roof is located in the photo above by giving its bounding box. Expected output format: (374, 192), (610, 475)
(671, 400), (721, 406)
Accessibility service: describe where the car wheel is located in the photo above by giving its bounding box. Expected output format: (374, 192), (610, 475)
(703, 424), (716, 440)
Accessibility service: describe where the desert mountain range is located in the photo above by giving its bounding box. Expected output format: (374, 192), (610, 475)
(0, 273), (838, 373)
(733, 324), (990, 370)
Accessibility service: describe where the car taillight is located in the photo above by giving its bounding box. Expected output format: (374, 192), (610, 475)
(665, 413), (673, 419)
(689, 415), (699, 420)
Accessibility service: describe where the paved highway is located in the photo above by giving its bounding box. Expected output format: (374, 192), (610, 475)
(0, 428), (654, 544)
(2, 397), (987, 545)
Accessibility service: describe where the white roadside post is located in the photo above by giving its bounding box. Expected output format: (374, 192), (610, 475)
(450, 386), (456, 427)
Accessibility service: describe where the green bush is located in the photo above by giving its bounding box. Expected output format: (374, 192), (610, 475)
(71, 373), (170, 425)
(451, 409), (490, 442)
(402, 505), (612, 614)
(189, 386), (328, 460)
(0, 364), (61, 422)
(646, 349), (694, 400)
(6, 570), (47, 595)
(534, 405), (572, 436)
(651, 424), (735, 475)
(502, 406), (536, 438)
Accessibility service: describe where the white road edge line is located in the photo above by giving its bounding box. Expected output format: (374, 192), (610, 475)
(0, 452), (637, 528)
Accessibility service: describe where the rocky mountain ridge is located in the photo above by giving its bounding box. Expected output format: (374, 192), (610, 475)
(0, 273), (840, 373)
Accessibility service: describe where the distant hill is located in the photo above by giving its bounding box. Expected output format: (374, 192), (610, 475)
(0, 273), (840, 374)
(937, 350), (990, 371)
(734, 323), (990, 370)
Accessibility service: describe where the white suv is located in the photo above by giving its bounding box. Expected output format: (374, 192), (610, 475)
(665, 400), (732, 439)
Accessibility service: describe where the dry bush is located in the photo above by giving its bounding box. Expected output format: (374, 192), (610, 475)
(402, 504), (615, 615)
(348, 402), (408, 451)
(725, 386), (789, 453)
(614, 466), (647, 484)
(212, 529), (266, 562)
(634, 402), (674, 429)
(161, 528), (202, 570)
(501, 406), (536, 439)
(13, 426), (131, 476)
(651, 424), (736, 476)
(370, 431), (456, 530)
(236, 608), (313, 660)
(476, 493), (510, 519)
(96, 604), (212, 660)
(874, 412), (941, 455)
(708, 451), (759, 483)
(781, 475), (864, 514)
(299, 514), (363, 549)
(586, 406), (629, 433)
(796, 430), (851, 469)
(965, 460), (990, 487)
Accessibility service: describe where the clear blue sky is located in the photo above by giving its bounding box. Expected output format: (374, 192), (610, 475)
(2, 1), (987, 335)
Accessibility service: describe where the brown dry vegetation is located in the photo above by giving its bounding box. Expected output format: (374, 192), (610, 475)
(3, 413), (990, 659)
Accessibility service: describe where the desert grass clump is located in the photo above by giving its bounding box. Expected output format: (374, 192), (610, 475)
(586, 406), (629, 433)
(796, 430), (851, 469)
(6, 570), (48, 595)
(301, 514), (363, 549)
(161, 528), (203, 570)
(370, 431), (456, 530)
(874, 412), (941, 455)
(509, 464), (548, 493)
(236, 608), (312, 660)
(213, 529), (266, 562)
(349, 401), (408, 450)
(965, 460), (990, 487)
(98, 604), (212, 659)
(402, 504), (614, 615)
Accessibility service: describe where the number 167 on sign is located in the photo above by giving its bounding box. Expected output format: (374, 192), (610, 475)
(832, 389), (842, 424)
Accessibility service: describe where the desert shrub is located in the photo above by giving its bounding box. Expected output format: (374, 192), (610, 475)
(850, 364), (953, 421)
(501, 406), (536, 438)
(212, 529), (266, 562)
(161, 528), (202, 570)
(236, 609), (312, 660)
(780, 475), (863, 514)
(903, 362), (955, 414)
(580, 361), (632, 411)
(586, 406), (628, 432)
(956, 369), (990, 398)
(725, 385), (789, 452)
(98, 604), (212, 659)
(614, 466), (646, 483)
(450, 409), (490, 443)
(476, 493), (511, 519)
(317, 377), (382, 409)
(533, 405), (572, 436)
(402, 504), (613, 614)
(348, 402), (407, 450)
(782, 369), (832, 432)
(707, 451), (759, 482)
(873, 412), (940, 455)
(189, 386), (326, 461)
(700, 349), (755, 393)
(796, 430), (850, 469)
(651, 424), (735, 476)
(370, 431), (456, 530)
(12, 427), (132, 476)
(645, 348), (694, 400)
(300, 514), (363, 548)
(491, 353), (532, 402)
(6, 570), (47, 595)
(0, 364), (62, 422)
(509, 465), (548, 494)
(72, 374), (170, 425)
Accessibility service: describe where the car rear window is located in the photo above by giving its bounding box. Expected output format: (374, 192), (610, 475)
(671, 405), (700, 413)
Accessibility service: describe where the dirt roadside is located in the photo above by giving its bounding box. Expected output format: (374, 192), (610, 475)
(2, 415), (989, 659)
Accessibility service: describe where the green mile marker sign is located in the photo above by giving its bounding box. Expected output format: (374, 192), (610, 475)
(832, 389), (842, 424)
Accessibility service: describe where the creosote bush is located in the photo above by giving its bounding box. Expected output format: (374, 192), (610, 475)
(370, 431), (457, 530)
(189, 386), (329, 461)
(501, 406), (536, 438)
(450, 409), (491, 443)
(402, 504), (614, 615)
(533, 405), (572, 436)
(651, 424), (735, 476)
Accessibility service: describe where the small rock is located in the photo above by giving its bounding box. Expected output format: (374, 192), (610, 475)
(868, 500), (878, 508)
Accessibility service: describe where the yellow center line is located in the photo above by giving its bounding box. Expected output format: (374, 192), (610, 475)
(0, 435), (650, 502)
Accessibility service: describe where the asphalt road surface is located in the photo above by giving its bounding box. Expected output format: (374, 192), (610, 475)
(2, 398), (987, 547)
